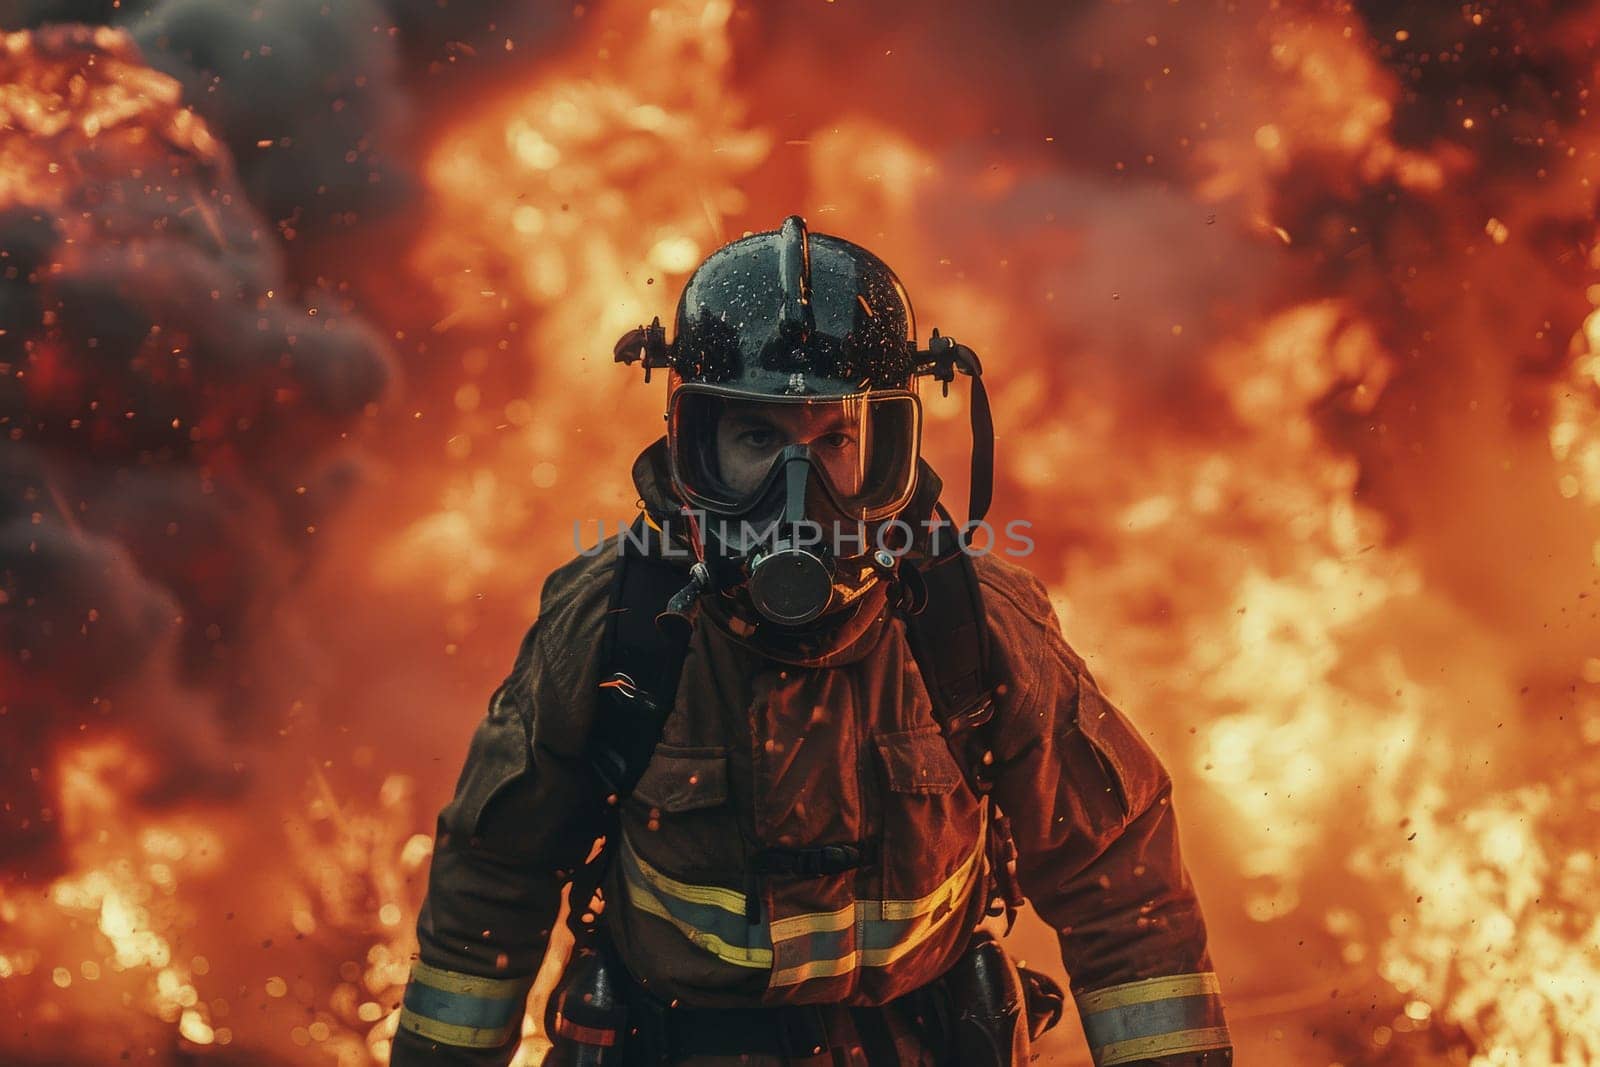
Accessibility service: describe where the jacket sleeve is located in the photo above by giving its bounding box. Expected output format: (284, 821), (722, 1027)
(391, 620), (602, 1066)
(982, 566), (1232, 1067)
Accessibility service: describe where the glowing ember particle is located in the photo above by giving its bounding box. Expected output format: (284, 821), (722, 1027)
(400, 833), (434, 869)
(265, 976), (288, 998)
(179, 1009), (215, 1044)
(647, 235), (701, 274)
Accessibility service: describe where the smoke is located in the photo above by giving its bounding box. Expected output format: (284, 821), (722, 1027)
(0, 0), (582, 877)
(0, 25), (392, 874)
(2, 0), (576, 233)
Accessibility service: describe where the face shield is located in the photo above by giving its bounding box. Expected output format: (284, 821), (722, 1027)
(666, 383), (922, 626)
(667, 384), (922, 524)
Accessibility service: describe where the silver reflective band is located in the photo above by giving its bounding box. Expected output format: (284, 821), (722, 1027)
(1076, 972), (1230, 1066)
(397, 961), (531, 1049)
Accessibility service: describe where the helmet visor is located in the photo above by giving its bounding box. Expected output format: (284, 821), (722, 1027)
(668, 386), (921, 521)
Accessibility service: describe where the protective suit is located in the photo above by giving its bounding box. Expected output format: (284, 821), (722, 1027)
(392, 218), (1231, 1067)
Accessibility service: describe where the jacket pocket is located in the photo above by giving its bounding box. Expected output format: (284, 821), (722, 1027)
(632, 746), (730, 813)
(874, 726), (964, 795)
(1073, 679), (1166, 824)
(444, 684), (535, 840)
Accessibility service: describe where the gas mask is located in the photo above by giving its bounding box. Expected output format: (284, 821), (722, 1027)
(666, 383), (921, 626)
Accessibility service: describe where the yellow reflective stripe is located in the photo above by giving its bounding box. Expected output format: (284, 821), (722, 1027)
(773, 835), (985, 984)
(876, 831), (972, 921)
(859, 910), (941, 969)
(625, 817), (986, 986)
(628, 872), (774, 968)
(626, 838), (750, 917)
(770, 951), (858, 987)
(397, 1006), (518, 1049)
(1097, 1025), (1233, 1066)
(769, 902), (854, 941)
(409, 961), (527, 999)
(1077, 972), (1222, 1015)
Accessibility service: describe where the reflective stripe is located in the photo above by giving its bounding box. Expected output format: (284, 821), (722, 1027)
(398, 1010), (520, 1050)
(623, 835), (750, 917)
(620, 818), (986, 988)
(409, 961), (526, 999)
(873, 827), (985, 923)
(769, 952), (859, 986)
(1077, 972), (1222, 1014)
(397, 963), (529, 1049)
(766, 830), (985, 987)
(620, 836), (774, 968)
(1097, 1026), (1233, 1066)
(1076, 973), (1230, 1067)
(769, 902), (855, 941)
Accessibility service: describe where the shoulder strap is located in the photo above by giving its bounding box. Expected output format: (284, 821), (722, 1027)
(899, 531), (1027, 930)
(588, 515), (694, 804)
(568, 516), (694, 942)
(899, 542), (995, 783)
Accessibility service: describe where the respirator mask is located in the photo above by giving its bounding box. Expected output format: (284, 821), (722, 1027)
(667, 383), (921, 626)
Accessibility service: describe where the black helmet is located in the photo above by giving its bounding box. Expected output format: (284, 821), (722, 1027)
(616, 216), (992, 627)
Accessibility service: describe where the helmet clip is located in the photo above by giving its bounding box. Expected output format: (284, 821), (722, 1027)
(613, 315), (672, 383)
(916, 328), (985, 397)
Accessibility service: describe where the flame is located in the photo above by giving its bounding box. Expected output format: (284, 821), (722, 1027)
(381, 0), (769, 619)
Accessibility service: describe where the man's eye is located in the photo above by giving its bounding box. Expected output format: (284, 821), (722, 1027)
(738, 428), (776, 449)
(818, 431), (856, 450)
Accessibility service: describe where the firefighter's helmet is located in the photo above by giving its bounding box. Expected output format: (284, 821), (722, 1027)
(615, 216), (991, 627)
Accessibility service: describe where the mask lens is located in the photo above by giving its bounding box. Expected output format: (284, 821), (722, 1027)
(668, 388), (920, 519)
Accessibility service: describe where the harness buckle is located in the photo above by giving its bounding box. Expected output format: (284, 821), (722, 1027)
(753, 840), (875, 878)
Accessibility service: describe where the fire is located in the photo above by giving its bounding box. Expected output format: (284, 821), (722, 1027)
(385, 0), (768, 618)
(5, 1), (1600, 1064)
(2, 740), (225, 1052)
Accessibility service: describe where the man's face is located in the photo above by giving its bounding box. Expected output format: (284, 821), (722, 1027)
(714, 399), (867, 498)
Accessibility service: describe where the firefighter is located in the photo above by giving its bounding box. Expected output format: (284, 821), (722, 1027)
(391, 217), (1232, 1066)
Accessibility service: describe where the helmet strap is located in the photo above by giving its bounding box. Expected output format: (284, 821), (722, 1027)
(915, 330), (995, 534)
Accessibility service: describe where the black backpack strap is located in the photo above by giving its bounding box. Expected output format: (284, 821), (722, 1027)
(901, 503), (997, 785)
(899, 528), (1026, 931)
(588, 515), (695, 804)
(569, 515), (694, 942)
(901, 545), (993, 765)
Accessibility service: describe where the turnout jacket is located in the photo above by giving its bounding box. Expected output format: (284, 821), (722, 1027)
(393, 448), (1230, 1067)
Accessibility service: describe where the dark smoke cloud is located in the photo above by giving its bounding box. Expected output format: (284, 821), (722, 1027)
(2, 0), (575, 233)
(0, 24), (390, 873)
(128, 0), (411, 229)
(0, 0), (583, 877)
